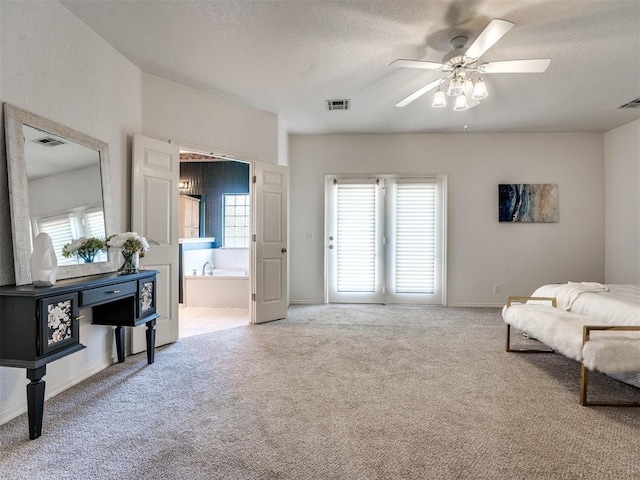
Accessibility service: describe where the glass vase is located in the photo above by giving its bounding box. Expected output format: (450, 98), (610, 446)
(117, 251), (139, 275)
(78, 251), (97, 263)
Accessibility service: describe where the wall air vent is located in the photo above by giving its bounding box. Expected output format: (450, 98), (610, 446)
(326, 99), (350, 111)
(32, 137), (66, 147)
(618, 98), (640, 109)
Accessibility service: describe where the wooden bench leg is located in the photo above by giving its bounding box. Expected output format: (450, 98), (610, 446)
(505, 324), (554, 353)
(580, 325), (640, 407)
(579, 362), (639, 407)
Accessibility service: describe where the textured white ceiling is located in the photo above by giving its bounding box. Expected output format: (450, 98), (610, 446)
(61, 0), (640, 134)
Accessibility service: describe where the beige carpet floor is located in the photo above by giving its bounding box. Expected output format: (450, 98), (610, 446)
(1, 304), (639, 479)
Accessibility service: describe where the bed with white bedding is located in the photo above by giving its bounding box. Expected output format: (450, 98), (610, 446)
(528, 283), (639, 325)
(502, 283), (640, 405)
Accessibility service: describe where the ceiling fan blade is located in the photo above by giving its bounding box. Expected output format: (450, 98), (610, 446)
(390, 59), (443, 70)
(395, 79), (442, 107)
(478, 59), (551, 73)
(465, 19), (514, 60)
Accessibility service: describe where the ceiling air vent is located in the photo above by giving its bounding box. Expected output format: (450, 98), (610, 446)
(32, 137), (66, 147)
(618, 98), (640, 109)
(326, 99), (350, 111)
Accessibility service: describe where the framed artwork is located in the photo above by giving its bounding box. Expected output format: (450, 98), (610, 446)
(499, 184), (559, 223)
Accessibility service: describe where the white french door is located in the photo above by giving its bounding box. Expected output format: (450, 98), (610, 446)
(131, 134), (180, 353)
(326, 179), (384, 303)
(326, 176), (446, 305)
(252, 162), (288, 323)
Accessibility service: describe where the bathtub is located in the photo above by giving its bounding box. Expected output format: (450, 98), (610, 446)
(184, 269), (250, 308)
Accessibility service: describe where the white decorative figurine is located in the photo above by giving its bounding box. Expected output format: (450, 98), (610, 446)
(30, 233), (58, 286)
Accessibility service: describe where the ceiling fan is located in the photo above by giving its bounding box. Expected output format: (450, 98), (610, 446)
(391, 19), (550, 110)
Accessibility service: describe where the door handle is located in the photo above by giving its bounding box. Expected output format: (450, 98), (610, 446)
(281, 248), (287, 253)
(329, 245), (334, 249)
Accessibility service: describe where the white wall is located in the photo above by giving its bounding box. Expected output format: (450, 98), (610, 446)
(29, 165), (103, 218)
(289, 133), (605, 306)
(0, 0), (142, 424)
(604, 119), (640, 283)
(142, 73), (279, 165)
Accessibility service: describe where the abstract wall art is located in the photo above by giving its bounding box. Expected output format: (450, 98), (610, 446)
(498, 184), (559, 223)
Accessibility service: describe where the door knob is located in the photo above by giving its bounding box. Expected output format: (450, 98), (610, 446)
(281, 248), (287, 253)
(329, 245), (334, 249)
(329, 236), (334, 241)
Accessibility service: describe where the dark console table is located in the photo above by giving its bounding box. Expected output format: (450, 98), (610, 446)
(0, 270), (159, 439)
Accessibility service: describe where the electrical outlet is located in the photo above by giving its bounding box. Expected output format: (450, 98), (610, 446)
(493, 284), (500, 293)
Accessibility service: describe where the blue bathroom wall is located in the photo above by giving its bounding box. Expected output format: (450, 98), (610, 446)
(179, 161), (250, 247)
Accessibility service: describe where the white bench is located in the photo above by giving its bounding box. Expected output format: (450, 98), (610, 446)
(503, 296), (640, 406)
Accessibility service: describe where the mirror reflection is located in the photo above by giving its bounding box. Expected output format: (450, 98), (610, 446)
(24, 124), (107, 266)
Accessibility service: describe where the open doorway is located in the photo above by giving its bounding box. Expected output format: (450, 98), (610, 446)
(177, 149), (251, 338)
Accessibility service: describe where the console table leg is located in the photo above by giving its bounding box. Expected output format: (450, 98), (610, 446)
(114, 326), (125, 363)
(26, 366), (47, 440)
(146, 319), (156, 364)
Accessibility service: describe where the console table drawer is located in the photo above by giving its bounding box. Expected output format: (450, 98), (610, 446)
(81, 281), (137, 306)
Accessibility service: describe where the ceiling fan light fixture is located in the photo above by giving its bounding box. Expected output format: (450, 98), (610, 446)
(447, 76), (464, 96)
(432, 88), (447, 108)
(471, 77), (488, 100)
(453, 93), (468, 111)
(391, 18), (551, 110)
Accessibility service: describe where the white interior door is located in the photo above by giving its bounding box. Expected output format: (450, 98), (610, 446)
(252, 162), (288, 323)
(131, 134), (180, 353)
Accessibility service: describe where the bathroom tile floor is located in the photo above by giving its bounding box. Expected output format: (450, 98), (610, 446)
(179, 305), (250, 338)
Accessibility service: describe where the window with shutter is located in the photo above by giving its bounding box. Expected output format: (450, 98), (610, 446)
(84, 208), (108, 262)
(36, 214), (78, 266)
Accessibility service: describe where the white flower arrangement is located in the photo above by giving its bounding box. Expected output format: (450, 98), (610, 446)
(61, 236), (106, 263)
(106, 232), (150, 257)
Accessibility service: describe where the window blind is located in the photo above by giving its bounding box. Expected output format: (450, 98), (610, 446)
(84, 209), (108, 262)
(395, 183), (436, 294)
(85, 210), (106, 239)
(38, 215), (77, 266)
(336, 184), (376, 292)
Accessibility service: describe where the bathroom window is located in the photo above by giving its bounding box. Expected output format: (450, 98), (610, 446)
(223, 194), (250, 248)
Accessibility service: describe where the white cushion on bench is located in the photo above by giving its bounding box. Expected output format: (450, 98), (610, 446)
(502, 304), (590, 361)
(583, 334), (640, 373)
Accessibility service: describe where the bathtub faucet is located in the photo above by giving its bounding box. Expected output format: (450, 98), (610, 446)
(202, 261), (214, 276)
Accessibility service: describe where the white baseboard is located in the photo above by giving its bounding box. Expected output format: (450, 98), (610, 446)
(289, 300), (324, 305)
(0, 358), (115, 426)
(289, 301), (504, 308)
(448, 303), (504, 308)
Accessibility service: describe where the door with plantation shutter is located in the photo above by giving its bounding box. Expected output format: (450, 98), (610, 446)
(326, 176), (445, 305)
(385, 179), (443, 304)
(326, 179), (384, 303)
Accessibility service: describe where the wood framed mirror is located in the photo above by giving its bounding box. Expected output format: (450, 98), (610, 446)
(3, 103), (117, 285)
